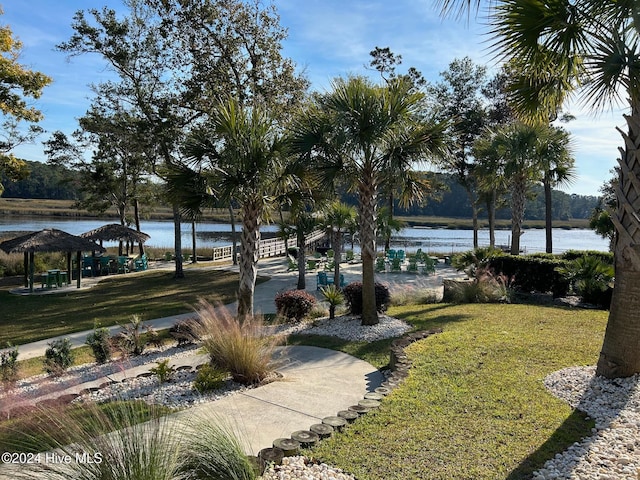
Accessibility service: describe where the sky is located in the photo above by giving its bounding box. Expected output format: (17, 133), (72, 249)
(1, 0), (627, 197)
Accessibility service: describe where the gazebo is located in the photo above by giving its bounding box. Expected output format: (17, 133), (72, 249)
(80, 224), (150, 255)
(0, 229), (106, 292)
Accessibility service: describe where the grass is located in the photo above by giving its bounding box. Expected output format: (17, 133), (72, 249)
(300, 303), (607, 480)
(0, 269), (266, 347)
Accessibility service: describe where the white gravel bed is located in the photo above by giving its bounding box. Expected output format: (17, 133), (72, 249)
(533, 366), (640, 479)
(0, 343), (201, 404)
(260, 455), (356, 480)
(267, 314), (412, 341)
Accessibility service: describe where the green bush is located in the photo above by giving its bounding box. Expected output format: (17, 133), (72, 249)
(85, 327), (112, 364)
(557, 255), (614, 308)
(0, 344), (19, 384)
(447, 269), (514, 304)
(193, 364), (228, 393)
(486, 255), (570, 297)
(274, 289), (317, 322)
(320, 284), (345, 319)
(149, 359), (175, 383)
(44, 338), (74, 375)
(343, 282), (390, 315)
(117, 315), (147, 356)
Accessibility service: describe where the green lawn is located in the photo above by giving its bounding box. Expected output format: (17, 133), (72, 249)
(297, 303), (607, 480)
(0, 269), (257, 346)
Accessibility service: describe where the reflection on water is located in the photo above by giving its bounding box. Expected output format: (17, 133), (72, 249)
(0, 217), (609, 254)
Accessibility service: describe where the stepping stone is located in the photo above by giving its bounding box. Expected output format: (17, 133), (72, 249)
(358, 399), (381, 408)
(272, 438), (300, 456)
(291, 430), (320, 447)
(322, 415), (347, 431)
(337, 409), (359, 422)
(309, 423), (334, 439)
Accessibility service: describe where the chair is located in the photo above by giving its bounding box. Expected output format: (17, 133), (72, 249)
(375, 257), (386, 272)
(134, 254), (148, 271)
(82, 257), (94, 277)
(99, 256), (112, 275)
(391, 257), (402, 272)
(316, 271), (334, 290)
(397, 250), (405, 261)
(407, 261), (418, 273)
(117, 256), (130, 274)
(387, 249), (396, 260)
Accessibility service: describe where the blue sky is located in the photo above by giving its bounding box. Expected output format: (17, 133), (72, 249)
(2, 0), (625, 197)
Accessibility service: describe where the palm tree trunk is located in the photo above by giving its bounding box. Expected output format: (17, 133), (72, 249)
(597, 111), (640, 378)
(510, 176), (526, 255)
(173, 203), (184, 279)
(487, 189), (496, 249)
(297, 227), (306, 290)
(237, 200), (261, 321)
(464, 186), (479, 249)
(544, 175), (553, 254)
(358, 168), (379, 326)
(333, 230), (342, 287)
(191, 221), (197, 263)
(229, 202), (238, 266)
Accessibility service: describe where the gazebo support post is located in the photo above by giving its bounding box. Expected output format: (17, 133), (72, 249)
(76, 251), (81, 288)
(29, 251), (35, 293)
(66, 252), (72, 285)
(23, 252), (28, 288)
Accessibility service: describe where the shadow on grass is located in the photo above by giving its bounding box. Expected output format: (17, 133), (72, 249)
(505, 409), (594, 480)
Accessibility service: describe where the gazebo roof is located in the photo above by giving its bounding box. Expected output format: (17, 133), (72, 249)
(0, 228), (106, 254)
(80, 224), (150, 244)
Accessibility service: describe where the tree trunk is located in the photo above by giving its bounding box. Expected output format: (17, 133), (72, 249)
(544, 175), (553, 254)
(229, 202), (238, 266)
(191, 221), (197, 263)
(385, 191), (394, 252)
(510, 176), (526, 255)
(297, 227), (306, 290)
(487, 189), (496, 249)
(358, 167), (379, 326)
(597, 111), (640, 378)
(333, 230), (342, 287)
(237, 200), (261, 321)
(134, 198), (144, 256)
(464, 186), (479, 249)
(173, 203), (184, 278)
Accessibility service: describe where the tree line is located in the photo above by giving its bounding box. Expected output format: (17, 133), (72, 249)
(2, 162), (599, 222)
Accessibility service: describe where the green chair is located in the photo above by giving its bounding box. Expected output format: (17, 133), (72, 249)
(316, 271), (334, 290)
(117, 256), (130, 274)
(375, 257), (386, 272)
(391, 257), (402, 272)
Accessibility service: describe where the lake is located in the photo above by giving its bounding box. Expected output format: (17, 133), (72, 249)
(0, 217), (610, 254)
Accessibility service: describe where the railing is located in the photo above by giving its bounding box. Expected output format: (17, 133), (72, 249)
(209, 229), (327, 262)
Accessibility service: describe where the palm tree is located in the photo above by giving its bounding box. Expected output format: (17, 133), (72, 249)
(438, 0), (640, 377)
(324, 201), (357, 287)
(539, 126), (575, 253)
(291, 76), (448, 325)
(186, 98), (285, 321)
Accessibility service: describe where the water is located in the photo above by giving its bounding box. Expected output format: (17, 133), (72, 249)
(0, 217), (609, 254)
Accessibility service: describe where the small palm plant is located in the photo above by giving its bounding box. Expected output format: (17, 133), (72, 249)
(320, 284), (345, 320)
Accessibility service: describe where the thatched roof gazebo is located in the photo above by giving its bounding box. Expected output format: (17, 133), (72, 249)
(80, 224), (150, 255)
(0, 228), (106, 292)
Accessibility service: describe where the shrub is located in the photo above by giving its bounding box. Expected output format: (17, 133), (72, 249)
(446, 269), (514, 304)
(85, 327), (112, 364)
(343, 282), (390, 315)
(274, 289), (317, 322)
(149, 359), (175, 384)
(195, 301), (281, 385)
(0, 344), (19, 384)
(320, 284), (345, 319)
(169, 318), (202, 346)
(118, 315), (147, 356)
(193, 364), (228, 393)
(43, 338), (74, 375)
(557, 255), (614, 308)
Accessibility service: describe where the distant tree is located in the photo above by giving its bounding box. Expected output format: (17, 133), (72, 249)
(590, 174), (616, 251)
(0, 9), (52, 195)
(323, 201), (357, 287)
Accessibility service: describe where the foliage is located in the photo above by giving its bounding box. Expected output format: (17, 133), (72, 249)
(447, 269), (514, 304)
(274, 289), (317, 322)
(149, 359), (176, 384)
(43, 338), (73, 375)
(181, 412), (257, 480)
(487, 254), (570, 297)
(168, 318), (202, 346)
(195, 301), (281, 385)
(0, 343), (18, 384)
(451, 247), (505, 277)
(193, 364), (228, 394)
(84, 326), (112, 364)
(117, 315), (148, 357)
(557, 256), (614, 308)
(320, 284), (345, 319)
(342, 282), (390, 315)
